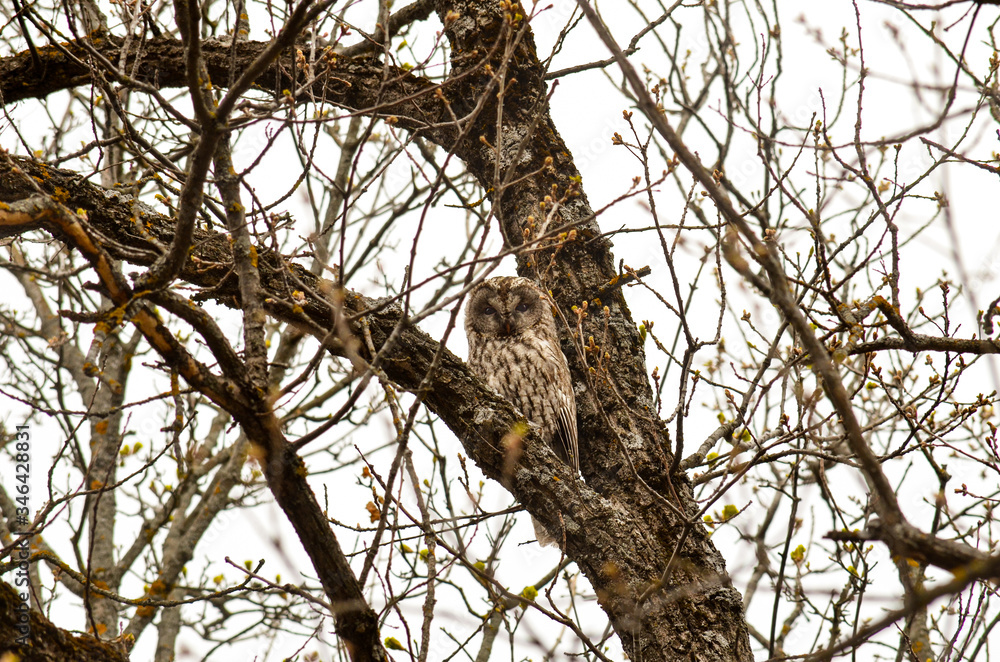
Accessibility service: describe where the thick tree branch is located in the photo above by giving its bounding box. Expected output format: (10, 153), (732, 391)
(0, 34), (453, 139)
(0, 581), (129, 662)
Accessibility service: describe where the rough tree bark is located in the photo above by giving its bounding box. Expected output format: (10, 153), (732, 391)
(0, 581), (129, 662)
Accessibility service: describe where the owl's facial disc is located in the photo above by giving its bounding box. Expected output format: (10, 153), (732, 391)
(465, 278), (547, 339)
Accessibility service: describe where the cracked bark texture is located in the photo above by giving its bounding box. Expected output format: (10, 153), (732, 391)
(0, 581), (129, 662)
(0, 1), (753, 659)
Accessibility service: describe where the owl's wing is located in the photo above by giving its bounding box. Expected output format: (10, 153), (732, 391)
(537, 335), (579, 474)
(555, 393), (579, 475)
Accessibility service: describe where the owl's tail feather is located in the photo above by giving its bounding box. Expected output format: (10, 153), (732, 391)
(531, 515), (559, 547)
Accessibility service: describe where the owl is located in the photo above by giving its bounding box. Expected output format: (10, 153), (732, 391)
(465, 276), (579, 545)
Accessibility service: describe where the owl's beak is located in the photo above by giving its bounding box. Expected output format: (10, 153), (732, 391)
(501, 318), (514, 336)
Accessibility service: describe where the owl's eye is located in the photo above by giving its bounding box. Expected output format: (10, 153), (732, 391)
(515, 303), (529, 313)
(483, 306), (497, 315)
